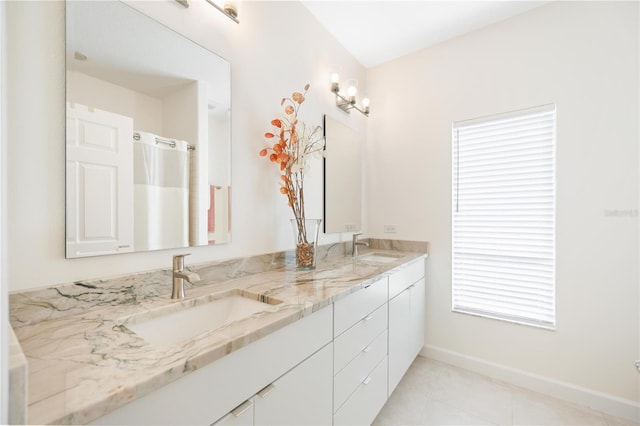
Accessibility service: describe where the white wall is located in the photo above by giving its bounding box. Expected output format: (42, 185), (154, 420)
(67, 71), (164, 135)
(367, 0), (639, 411)
(5, 0), (367, 290)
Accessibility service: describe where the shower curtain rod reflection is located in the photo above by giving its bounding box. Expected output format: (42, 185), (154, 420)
(133, 132), (195, 151)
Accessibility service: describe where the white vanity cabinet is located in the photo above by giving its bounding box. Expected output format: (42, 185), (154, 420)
(92, 306), (333, 426)
(90, 255), (426, 426)
(333, 275), (389, 426)
(388, 258), (426, 395)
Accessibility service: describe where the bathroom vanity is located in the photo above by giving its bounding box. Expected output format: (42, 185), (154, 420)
(9, 242), (427, 425)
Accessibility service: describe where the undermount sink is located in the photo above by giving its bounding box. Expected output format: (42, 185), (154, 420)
(121, 290), (283, 348)
(358, 252), (405, 264)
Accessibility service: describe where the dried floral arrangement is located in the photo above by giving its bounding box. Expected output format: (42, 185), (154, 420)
(259, 84), (324, 268)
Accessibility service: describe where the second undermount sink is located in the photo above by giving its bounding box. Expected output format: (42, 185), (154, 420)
(122, 290), (283, 348)
(358, 252), (405, 264)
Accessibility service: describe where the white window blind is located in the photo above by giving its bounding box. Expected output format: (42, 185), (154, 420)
(452, 105), (556, 329)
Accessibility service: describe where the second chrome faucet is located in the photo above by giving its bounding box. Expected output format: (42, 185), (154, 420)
(352, 233), (369, 257)
(172, 254), (201, 299)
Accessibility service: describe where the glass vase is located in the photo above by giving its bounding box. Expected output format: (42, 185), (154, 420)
(290, 218), (322, 270)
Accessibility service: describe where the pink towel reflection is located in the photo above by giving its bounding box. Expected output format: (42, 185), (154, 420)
(208, 185), (215, 233)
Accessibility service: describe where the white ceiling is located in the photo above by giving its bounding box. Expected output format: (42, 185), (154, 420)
(301, 1), (550, 68)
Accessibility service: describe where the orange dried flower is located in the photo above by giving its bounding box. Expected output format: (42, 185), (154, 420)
(278, 153), (289, 163)
(259, 148), (268, 156)
(280, 187), (289, 195)
(281, 175), (289, 183)
(273, 144), (282, 153)
(269, 153), (278, 162)
(285, 105), (294, 115)
(264, 132), (275, 138)
(271, 119), (282, 128)
(292, 92), (305, 104)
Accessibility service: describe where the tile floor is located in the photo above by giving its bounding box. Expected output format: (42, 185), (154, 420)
(373, 356), (639, 426)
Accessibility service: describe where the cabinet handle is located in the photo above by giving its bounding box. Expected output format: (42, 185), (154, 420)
(362, 315), (373, 322)
(231, 399), (253, 417)
(408, 283), (416, 289)
(257, 383), (276, 398)
(362, 345), (372, 353)
(362, 376), (372, 385)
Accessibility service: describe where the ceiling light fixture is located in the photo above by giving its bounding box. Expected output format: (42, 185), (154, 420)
(330, 73), (369, 117)
(175, 0), (239, 24)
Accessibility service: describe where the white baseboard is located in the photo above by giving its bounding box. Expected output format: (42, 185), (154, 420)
(420, 344), (640, 423)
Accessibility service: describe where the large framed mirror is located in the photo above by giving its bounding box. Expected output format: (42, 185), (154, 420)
(323, 115), (363, 233)
(65, 1), (231, 258)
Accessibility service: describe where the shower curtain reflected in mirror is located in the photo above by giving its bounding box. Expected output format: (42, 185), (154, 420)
(133, 131), (190, 251)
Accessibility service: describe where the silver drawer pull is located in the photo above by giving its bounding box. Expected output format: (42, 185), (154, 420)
(231, 399), (253, 417)
(362, 345), (372, 353)
(362, 315), (373, 322)
(257, 383), (276, 398)
(362, 376), (372, 385)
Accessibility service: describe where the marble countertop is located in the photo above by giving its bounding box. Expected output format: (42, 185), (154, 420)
(10, 241), (427, 425)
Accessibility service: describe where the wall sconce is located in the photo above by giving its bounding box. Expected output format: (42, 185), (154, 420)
(330, 73), (370, 117)
(176, 0), (239, 24)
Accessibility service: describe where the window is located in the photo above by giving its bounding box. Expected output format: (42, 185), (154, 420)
(452, 105), (556, 329)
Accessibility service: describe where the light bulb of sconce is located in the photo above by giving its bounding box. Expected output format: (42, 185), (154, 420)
(362, 97), (370, 114)
(330, 72), (340, 92)
(347, 85), (357, 104)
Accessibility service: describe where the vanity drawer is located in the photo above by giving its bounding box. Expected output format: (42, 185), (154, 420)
(388, 258), (425, 300)
(333, 357), (388, 426)
(334, 329), (387, 411)
(334, 303), (387, 374)
(334, 275), (388, 337)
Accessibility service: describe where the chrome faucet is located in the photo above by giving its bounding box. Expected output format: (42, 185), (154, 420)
(352, 233), (369, 257)
(172, 254), (200, 299)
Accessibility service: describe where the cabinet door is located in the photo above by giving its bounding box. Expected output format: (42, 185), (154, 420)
(410, 278), (426, 357)
(389, 277), (426, 396)
(388, 287), (412, 394)
(254, 343), (333, 426)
